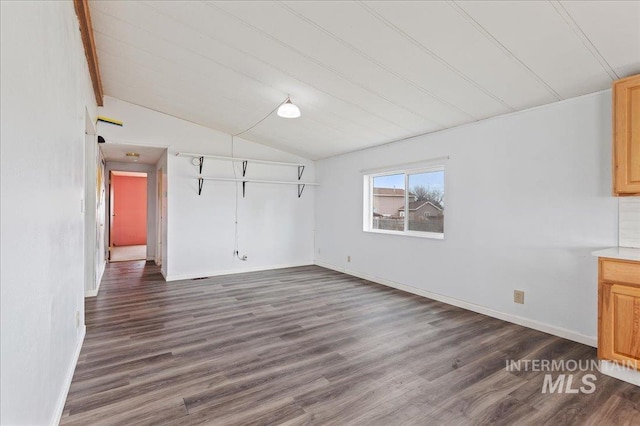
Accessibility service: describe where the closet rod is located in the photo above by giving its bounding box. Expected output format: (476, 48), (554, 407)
(199, 177), (319, 186)
(177, 152), (305, 168)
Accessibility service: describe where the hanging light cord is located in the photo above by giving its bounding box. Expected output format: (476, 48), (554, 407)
(231, 134), (243, 260)
(230, 96), (289, 260)
(232, 96), (289, 138)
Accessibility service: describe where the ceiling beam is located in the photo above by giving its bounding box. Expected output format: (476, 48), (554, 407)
(74, 0), (103, 106)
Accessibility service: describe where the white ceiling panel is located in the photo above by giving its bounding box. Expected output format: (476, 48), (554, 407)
(89, 0), (640, 160)
(559, 0), (640, 78)
(100, 143), (166, 165)
(360, 1), (560, 110)
(93, 1), (423, 142)
(454, 0), (615, 98)
(282, 1), (521, 115)
(220, 1), (509, 123)
(211, 1), (474, 128)
(169, 1), (441, 133)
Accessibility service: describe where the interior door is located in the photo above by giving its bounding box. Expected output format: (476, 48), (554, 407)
(111, 172), (148, 247)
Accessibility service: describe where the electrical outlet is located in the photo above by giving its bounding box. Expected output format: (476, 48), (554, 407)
(514, 290), (525, 304)
(347, 255), (351, 262)
(75, 310), (80, 328)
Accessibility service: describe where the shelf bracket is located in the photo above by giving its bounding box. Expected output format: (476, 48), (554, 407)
(298, 166), (305, 198)
(242, 160), (248, 177)
(198, 156), (204, 174)
(242, 181), (246, 198)
(198, 177), (203, 195)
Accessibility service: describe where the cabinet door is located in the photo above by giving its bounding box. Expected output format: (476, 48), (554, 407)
(600, 282), (640, 366)
(613, 74), (640, 196)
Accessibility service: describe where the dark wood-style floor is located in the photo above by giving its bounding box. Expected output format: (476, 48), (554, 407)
(61, 262), (640, 425)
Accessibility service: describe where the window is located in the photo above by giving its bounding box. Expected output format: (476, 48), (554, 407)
(364, 166), (444, 239)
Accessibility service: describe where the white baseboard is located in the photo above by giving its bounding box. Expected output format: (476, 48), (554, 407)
(51, 325), (86, 426)
(315, 261), (597, 348)
(601, 361), (640, 387)
(85, 261), (106, 298)
(146, 256), (155, 261)
(165, 261), (315, 282)
(96, 260), (105, 284)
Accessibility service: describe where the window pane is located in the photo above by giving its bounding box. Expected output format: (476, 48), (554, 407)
(372, 173), (405, 231)
(407, 170), (444, 233)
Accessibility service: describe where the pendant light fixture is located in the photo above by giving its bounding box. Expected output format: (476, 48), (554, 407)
(277, 97), (301, 118)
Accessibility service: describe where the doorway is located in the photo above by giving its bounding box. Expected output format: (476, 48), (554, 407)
(109, 171), (148, 262)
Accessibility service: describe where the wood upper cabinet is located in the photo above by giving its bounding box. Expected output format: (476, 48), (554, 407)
(598, 258), (640, 368)
(613, 74), (640, 196)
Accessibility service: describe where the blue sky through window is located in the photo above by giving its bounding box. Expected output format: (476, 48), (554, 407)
(374, 171), (444, 192)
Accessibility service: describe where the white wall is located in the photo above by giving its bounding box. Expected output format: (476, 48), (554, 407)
(157, 150), (169, 276)
(0, 1), (97, 424)
(619, 197), (640, 248)
(315, 91), (618, 345)
(96, 150), (107, 287)
(84, 131), (98, 296)
(84, 129), (108, 297)
(98, 97), (315, 281)
(104, 161), (158, 261)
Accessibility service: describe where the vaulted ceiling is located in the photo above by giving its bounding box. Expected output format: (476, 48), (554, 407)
(90, 1), (640, 160)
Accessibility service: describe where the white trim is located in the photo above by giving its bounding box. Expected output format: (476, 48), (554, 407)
(314, 261), (597, 348)
(51, 325), (86, 426)
(96, 260), (105, 285)
(600, 361), (640, 387)
(363, 228), (444, 240)
(361, 157), (449, 175)
(164, 261), (314, 282)
(85, 261), (106, 298)
(365, 165), (445, 238)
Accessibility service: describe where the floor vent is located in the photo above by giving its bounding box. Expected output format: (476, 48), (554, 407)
(192, 277), (209, 280)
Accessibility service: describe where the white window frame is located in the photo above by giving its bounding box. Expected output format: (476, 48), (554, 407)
(363, 165), (444, 240)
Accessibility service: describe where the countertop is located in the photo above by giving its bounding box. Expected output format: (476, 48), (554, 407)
(592, 247), (640, 262)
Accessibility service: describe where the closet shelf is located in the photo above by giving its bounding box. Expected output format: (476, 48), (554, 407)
(177, 152), (316, 197)
(199, 177), (319, 186)
(176, 152), (305, 167)
(197, 177), (318, 198)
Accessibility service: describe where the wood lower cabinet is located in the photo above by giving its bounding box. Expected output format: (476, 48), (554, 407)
(613, 74), (640, 196)
(598, 258), (640, 368)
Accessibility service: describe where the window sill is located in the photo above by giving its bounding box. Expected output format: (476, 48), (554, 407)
(363, 229), (444, 240)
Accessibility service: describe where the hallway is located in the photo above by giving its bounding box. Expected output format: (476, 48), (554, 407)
(109, 245), (147, 262)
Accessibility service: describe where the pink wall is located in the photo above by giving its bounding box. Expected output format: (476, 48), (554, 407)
(112, 174), (147, 246)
